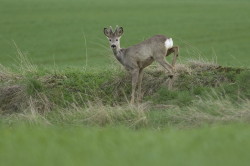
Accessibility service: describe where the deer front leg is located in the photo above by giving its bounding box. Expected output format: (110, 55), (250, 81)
(130, 68), (139, 104)
(137, 68), (144, 102)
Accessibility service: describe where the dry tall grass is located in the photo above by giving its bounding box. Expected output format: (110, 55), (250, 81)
(2, 94), (250, 128)
(164, 97), (250, 128)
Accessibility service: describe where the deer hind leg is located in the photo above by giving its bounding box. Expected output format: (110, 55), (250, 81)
(130, 68), (139, 104)
(154, 56), (173, 76)
(166, 46), (179, 67)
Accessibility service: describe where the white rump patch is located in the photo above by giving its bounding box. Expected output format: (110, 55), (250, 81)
(165, 38), (173, 50)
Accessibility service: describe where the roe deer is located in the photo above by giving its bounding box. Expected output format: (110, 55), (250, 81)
(104, 26), (179, 104)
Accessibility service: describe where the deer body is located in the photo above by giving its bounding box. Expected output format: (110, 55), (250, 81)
(104, 26), (179, 104)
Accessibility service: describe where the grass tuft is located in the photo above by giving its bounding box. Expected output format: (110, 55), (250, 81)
(150, 97), (250, 128)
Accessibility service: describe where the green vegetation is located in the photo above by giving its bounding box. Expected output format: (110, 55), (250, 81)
(1, 0), (250, 165)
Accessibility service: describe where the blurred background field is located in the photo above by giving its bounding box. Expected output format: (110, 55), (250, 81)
(1, 124), (250, 166)
(1, 0), (250, 67)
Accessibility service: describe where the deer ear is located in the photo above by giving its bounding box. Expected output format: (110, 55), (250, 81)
(116, 27), (123, 37)
(104, 28), (111, 37)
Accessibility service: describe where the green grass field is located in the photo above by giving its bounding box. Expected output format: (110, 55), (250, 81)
(1, 0), (250, 166)
(1, 0), (250, 67)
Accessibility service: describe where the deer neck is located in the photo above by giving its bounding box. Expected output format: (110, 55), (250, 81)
(112, 47), (125, 65)
(112, 46), (121, 56)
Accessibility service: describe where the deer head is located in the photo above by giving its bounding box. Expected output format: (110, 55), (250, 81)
(104, 26), (123, 50)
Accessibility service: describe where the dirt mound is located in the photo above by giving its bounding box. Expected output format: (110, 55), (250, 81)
(0, 62), (247, 114)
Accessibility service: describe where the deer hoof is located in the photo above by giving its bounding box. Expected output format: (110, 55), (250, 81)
(168, 74), (174, 79)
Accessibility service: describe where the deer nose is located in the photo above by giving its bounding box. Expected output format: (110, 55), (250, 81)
(111, 45), (116, 48)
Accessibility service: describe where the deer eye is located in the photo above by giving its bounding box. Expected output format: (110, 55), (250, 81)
(109, 39), (111, 41)
(116, 39), (118, 41)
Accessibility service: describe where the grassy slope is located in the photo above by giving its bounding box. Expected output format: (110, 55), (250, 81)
(1, 62), (249, 166)
(1, 61), (250, 128)
(1, 0), (250, 67)
(1, 63), (249, 166)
